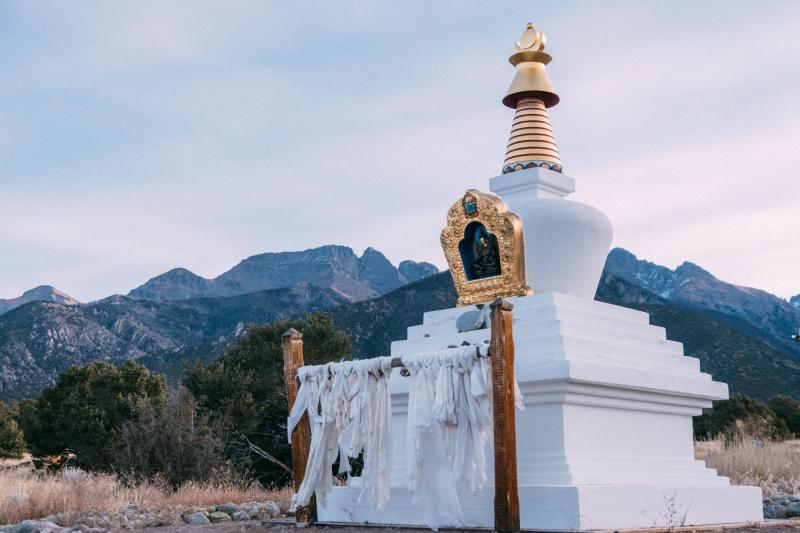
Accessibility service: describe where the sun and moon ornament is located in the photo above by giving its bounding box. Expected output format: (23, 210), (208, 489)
(441, 190), (531, 307)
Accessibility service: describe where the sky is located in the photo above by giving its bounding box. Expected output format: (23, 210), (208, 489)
(1, 1), (799, 302)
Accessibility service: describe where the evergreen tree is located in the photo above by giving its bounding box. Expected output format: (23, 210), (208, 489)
(184, 312), (350, 484)
(0, 401), (26, 459)
(694, 394), (788, 440)
(767, 395), (800, 437)
(27, 361), (166, 470)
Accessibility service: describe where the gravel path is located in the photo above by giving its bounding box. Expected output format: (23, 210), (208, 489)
(151, 518), (800, 533)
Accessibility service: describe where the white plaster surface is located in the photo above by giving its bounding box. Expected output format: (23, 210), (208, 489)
(317, 292), (764, 530)
(489, 168), (613, 300)
(318, 167), (761, 529)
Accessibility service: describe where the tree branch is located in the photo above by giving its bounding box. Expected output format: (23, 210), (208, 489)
(239, 433), (292, 474)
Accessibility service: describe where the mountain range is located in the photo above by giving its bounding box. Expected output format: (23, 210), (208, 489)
(127, 245), (437, 302)
(0, 245), (797, 401)
(329, 270), (800, 401)
(605, 248), (800, 355)
(0, 284), (348, 399)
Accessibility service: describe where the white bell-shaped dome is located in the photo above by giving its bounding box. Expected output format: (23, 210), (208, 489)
(490, 167), (613, 299)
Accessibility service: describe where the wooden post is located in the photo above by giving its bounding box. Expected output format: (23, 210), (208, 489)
(282, 328), (317, 523)
(490, 298), (520, 532)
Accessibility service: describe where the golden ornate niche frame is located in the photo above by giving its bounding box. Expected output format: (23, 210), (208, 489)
(441, 189), (532, 306)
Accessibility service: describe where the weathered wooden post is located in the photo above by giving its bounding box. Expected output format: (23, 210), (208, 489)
(490, 298), (520, 532)
(282, 328), (317, 523)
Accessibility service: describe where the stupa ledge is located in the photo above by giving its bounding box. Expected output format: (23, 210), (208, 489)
(489, 166), (576, 200)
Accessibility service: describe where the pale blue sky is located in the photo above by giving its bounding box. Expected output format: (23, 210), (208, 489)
(1, 1), (799, 301)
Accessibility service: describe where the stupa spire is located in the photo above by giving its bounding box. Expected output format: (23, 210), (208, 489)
(501, 23), (563, 175)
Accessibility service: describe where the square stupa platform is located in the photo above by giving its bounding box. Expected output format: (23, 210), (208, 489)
(317, 292), (764, 530)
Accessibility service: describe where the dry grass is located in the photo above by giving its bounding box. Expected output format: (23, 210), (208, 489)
(3, 439), (796, 525)
(0, 466), (291, 526)
(696, 437), (800, 499)
(0, 454), (33, 470)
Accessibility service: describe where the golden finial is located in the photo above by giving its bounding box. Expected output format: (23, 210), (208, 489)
(501, 22), (562, 174)
(515, 22), (546, 52)
(503, 22), (559, 109)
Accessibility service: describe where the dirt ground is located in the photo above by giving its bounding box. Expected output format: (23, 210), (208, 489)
(151, 518), (800, 533)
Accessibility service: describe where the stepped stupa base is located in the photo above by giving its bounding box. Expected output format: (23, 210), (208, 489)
(316, 292), (764, 530)
(319, 484), (762, 530)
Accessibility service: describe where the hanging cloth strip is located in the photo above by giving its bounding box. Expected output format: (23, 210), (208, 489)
(285, 344), (524, 530)
(402, 344), (503, 528)
(287, 357), (394, 512)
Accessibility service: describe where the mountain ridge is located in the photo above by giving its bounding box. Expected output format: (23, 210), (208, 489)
(0, 284), (349, 399)
(1, 246), (797, 402)
(330, 271), (800, 401)
(128, 245), (437, 303)
(604, 248), (800, 355)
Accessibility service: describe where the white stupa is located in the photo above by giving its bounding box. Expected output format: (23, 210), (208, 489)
(318, 23), (764, 530)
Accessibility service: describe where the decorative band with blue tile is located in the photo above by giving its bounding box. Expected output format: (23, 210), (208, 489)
(502, 160), (563, 174)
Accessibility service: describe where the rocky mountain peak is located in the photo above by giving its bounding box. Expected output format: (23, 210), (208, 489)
(605, 248), (800, 355)
(0, 285), (79, 315)
(605, 247), (639, 270)
(604, 248), (680, 298)
(674, 261), (714, 279)
(128, 268), (212, 301)
(127, 244), (439, 303)
(398, 260), (439, 284)
(357, 247), (400, 295)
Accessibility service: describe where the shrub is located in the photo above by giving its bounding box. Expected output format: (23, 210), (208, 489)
(12, 400), (38, 448)
(26, 361), (166, 470)
(184, 312), (350, 484)
(114, 388), (227, 486)
(767, 395), (800, 436)
(694, 394), (790, 441)
(0, 402), (25, 459)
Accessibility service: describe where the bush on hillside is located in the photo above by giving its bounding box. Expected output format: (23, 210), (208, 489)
(0, 401), (26, 459)
(184, 312), (351, 484)
(25, 361), (166, 470)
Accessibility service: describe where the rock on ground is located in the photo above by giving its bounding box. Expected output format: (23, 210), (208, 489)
(213, 505), (238, 516)
(0, 499), (285, 532)
(182, 514), (210, 526)
(764, 495), (800, 519)
(206, 513), (231, 524)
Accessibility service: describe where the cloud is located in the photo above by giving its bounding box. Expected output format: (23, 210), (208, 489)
(0, 1), (798, 301)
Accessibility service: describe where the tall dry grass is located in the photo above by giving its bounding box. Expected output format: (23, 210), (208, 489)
(696, 437), (800, 499)
(0, 465), (291, 526)
(3, 438), (796, 524)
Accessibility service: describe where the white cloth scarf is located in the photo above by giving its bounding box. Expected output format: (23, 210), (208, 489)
(402, 344), (495, 528)
(287, 357), (394, 512)
(286, 344), (524, 530)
